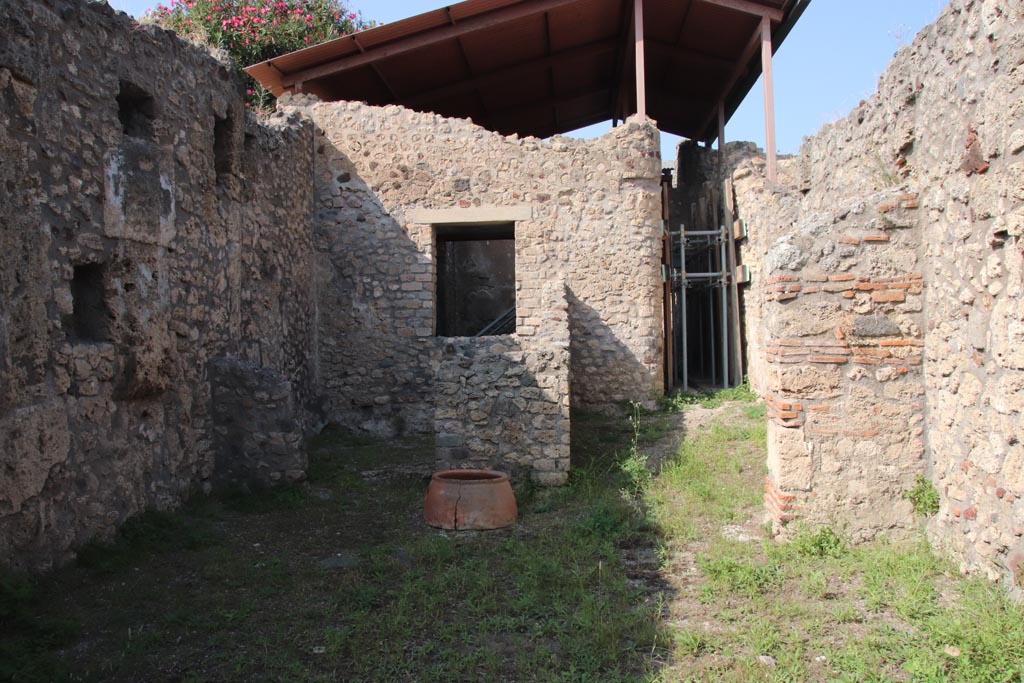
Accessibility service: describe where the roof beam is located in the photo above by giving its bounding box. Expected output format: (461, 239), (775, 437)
(445, 6), (490, 120)
(696, 20), (762, 139)
(403, 38), (618, 108)
(697, 0), (783, 22)
(646, 40), (734, 73)
(350, 35), (400, 100)
(282, 0), (582, 88)
(518, 110), (611, 139)
(487, 85), (612, 122)
(611, 0), (636, 122)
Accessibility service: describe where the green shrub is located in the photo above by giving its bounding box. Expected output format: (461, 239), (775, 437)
(147, 0), (374, 111)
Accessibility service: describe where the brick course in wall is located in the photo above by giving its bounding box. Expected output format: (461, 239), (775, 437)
(731, 0), (1024, 593)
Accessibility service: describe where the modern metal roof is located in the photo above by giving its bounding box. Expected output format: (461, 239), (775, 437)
(245, 0), (809, 140)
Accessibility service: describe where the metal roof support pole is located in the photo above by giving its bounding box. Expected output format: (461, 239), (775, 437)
(719, 223), (729, 389)
(679, 223), (688, 391)
(760, 16), (777, 182)
(719, 103), (743, 387)
(634, 0), (647, 120)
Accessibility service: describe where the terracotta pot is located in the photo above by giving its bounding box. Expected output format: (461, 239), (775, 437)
(423, 469), (517, 530)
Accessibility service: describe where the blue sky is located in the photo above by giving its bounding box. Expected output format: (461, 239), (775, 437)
(109, 0), (946, 158)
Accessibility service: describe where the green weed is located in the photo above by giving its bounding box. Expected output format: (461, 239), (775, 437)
(788, 526), (847, 559)
(10, 395), (1024, 683)
(619, 402), (653, 496)
(661, 378), (758, 411)
(903, 475), (941, 517)
(697, 552), (784, 598)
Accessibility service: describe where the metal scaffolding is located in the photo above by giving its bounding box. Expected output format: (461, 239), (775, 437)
(664, 181), (747, 391)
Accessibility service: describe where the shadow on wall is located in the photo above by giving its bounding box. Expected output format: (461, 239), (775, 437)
(566, 289), (655, 410)
(312, 133), (441, 437)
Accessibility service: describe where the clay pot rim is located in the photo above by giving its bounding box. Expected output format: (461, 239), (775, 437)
(431, 469), (509, 484)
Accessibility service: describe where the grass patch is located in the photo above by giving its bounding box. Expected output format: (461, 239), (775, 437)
(75, 505), (219, 574)
(697, 551), (784, 598)
(0, 570), (79, 682)
(4, 413), (671, 682)
(660, 378), (759, 411)
(646, 407), (765, 544)
(7, 398), (1024, 683)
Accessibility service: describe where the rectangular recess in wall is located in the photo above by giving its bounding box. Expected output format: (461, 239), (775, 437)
(435, 223), (515, 337)
(213, 112), (235, 177)
(69, 263), (111, 343)
(117, 80), (156, 139)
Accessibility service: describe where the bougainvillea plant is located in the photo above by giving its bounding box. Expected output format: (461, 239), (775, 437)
(146, 0), (373, 112)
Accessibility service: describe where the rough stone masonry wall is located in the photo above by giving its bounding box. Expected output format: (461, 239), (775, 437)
(732, 0), (1024, 588)
(0, 0), (317, 570)
(293, 96), (664, 447)
(434, 280), (571, 483)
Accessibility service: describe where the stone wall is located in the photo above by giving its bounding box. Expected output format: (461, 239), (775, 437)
(0, 0), (317, 570)
(732, 0), (1024, 589)
(1, 0), (667, 568)
(434, 280), (571, 484)
(295, 97), (664, 437)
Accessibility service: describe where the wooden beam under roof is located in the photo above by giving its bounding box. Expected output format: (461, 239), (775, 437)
(402, 38), (619, 108)
(610, 0), (635, 124)
(350, 35), (400, 100)
(487, 85), (612, 122)
(646, 40), (734, 73)
(698, 0), (783, 22)
(696, 21), (762, 139)
(281, 0), (582, 89)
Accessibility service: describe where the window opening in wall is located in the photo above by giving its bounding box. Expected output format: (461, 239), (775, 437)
(69, 263), (111, 343)
(435, 223), (515, 337)
(213, 112), (235, 177)
(117, 80), (155, 139)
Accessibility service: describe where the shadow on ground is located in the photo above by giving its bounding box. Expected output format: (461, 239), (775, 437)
(2, 408), (693, 683)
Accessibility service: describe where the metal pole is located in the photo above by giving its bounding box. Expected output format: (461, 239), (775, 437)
(708, 282), (716, 387)
(720, 103), (743, 387)
(720, 223), (729, 389)
(634, 0), (646, 120)
(760, 16), (777, 182)
(679, 223), (688, 390)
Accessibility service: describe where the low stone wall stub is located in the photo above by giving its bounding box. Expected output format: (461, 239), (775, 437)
(433, 280), (571, 484)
